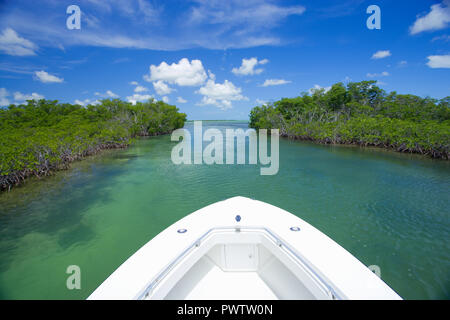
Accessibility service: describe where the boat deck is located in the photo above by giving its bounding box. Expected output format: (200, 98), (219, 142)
(164, 256), (278, 300)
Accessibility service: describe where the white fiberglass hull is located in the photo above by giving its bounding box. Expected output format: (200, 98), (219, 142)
(88, 197), (401, 300)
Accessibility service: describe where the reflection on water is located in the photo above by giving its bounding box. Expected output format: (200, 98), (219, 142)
(0, 121), (449, 299)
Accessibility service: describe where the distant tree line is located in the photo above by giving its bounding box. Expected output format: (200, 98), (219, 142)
(249, 81), (449, 159)
(0, 98), (186, 191)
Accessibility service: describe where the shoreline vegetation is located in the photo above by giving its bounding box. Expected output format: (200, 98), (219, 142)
(249, 81), (449, 159)
(0, 99), (186, 192)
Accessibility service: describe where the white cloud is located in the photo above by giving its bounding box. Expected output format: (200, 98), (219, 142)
(398, 60), (408, 66)
(256, 98), (268, 106)
(162, 96), (169, 103)
(189, 1), (305, 29)
(177, 97), (187, 103)
(199, 96), (232, 110)
(232, 57), (268, 75)
(126, 93), (154, 105)
(371, 50), (391, 59)
(261, 79), (291, 87)
(13, 91), (44, 102)
(197, 79), (247, 110)
(74, 99), (100, 106)
(144, 58), (207, 86)
(0, 63), (38, 75)
(426, 54), (450, 68)
(0, 88), (44, 106)
(208, 70), (216, 81)
(309, 84), (331, 95)
(112, 57), (130, 64)
(366, 71), (390, 77)
(95, 90), (119, 98)
(0, 88), (10, 106)
(135, 0), (161, 23)
(432, 34), (450, 42)
(34, 70), (63, 83)
(130, 81), (139, 85)
(152, 80), (174, 95)
(410, 2), (450, 35)
(185, 1), (305, 49)
(134, 85), (148, 93)
(0, 28), (37, 56)
(106, 90), (119, 98)
(0, 1), (306, 51)
(83, 0), (161, 23)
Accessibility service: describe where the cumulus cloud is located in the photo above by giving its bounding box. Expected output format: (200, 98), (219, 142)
(410, 2), (450, 35)
(129, 81), (150, 93)
(261, 79), (291, 87)
(0, 88), (45, 106)
(34, 70), (63, 83)
(366, 71), (390, 77)
(177, 97), (187, 103)
(371, 50), (391, 59)
(13, 91), (44, 103)
(74, 99), (101, 106)
(134, 85), (148, 93)
(161, 96), (169, 103)
(144, 58), (207, 86)
(256, 98), (268, 106)
(95, 90), (119, 98)
(309, 84), (331, 95)
(232, 57), (268, 75)
(426, 54), (450, 68)
(152, 80), (174, 95)
(0, 28), (37, 56)
(126, 93), (154, 105)
(0, 88), (10, 106)
(197, 79), (247, 110)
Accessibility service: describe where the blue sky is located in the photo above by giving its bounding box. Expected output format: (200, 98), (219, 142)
(0, 0), (449, 120)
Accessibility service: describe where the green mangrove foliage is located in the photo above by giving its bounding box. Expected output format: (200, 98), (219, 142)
(249, 81), (449, 159)
(0, 98), (186, 191)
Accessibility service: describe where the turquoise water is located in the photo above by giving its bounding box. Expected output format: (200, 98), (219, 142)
(0, 121), (449, 299)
